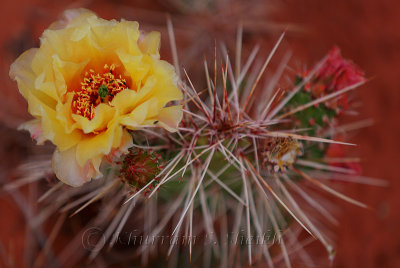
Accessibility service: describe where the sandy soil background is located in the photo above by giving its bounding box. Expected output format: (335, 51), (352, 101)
(0, 0), (399, 267)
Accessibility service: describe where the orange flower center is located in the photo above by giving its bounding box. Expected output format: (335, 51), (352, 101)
(71, 64), (129, 120)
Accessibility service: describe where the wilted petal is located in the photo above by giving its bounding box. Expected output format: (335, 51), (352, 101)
(52, 147), (98, 187)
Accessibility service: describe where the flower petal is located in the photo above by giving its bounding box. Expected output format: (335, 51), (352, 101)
(155, 105), (183, 132)
(75, 118), (121, 166)
(18, 119), (46, 145)
(139, 31), (160, 58)
(72, 103), (116, 134)
(52, 147), (97, 187)
(117, 50), (149, 83)
(41, 105), (83, 151)
(119, 99), (155, 129)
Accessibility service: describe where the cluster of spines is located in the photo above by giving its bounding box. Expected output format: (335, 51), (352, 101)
(119, 148), (163, 195)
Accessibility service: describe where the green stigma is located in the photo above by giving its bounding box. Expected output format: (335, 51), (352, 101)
(98, 85), (109, 98)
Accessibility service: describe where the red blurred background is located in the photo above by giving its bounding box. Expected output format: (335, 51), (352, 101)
(0, 0), (399, 267)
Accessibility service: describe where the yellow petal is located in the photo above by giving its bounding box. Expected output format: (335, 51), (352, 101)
(155, 105), (183, 132)
(139, 31), (160, 58)
(75, 118), (121, 166)
(9, 48), (37, 95)
(118, 130), (133, 155)
(117, 50), (149, 83)
(52, 55), (89, 97)
(119, 99), (154, 129)
(56, 92), (77, 134)
(72, 103), (116, 134)
(34, 72), (59, 102)
(148, 59), (183, 106)
(10, 48), (58, 116)
(41, 105), (83, 151)
(110, 88), (139, 115)
(90, 155), (103, 178)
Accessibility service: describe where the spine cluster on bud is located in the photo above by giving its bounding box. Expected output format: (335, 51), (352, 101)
(119, 149), (163, 194)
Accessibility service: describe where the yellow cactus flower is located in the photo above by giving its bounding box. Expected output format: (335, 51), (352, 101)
(10, 9), (183, 187)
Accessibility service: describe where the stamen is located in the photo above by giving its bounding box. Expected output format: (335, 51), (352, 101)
(71, 64), (129, 120)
